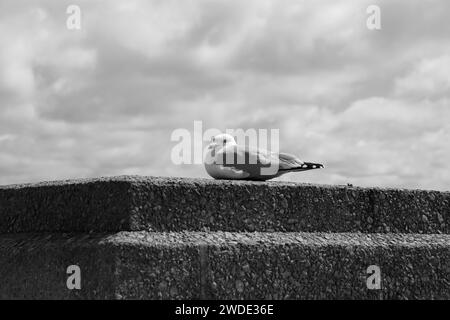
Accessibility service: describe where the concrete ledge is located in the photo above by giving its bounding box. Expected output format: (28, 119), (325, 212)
(1, 176), (449, 233)
(0, 177), (133, 233)
(0, 232), (449, 299)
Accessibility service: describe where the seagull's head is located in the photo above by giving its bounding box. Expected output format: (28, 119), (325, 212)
(208, 133), (236, 149)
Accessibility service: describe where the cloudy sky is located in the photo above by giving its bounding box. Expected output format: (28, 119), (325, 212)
(0, 0), (449, 190)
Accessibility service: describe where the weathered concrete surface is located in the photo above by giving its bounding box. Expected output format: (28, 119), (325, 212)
(0, 177), (133, 233)
(0, 233), (117, 299)
(0, 176), (449, 233)
(0, 232), (449, 299)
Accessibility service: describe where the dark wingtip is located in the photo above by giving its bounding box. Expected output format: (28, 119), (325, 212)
(303, 162), (324, 169)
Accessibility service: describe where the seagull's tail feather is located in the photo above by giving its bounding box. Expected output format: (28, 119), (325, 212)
(278, 153), (324, 172)
(279, 162), (324, 173)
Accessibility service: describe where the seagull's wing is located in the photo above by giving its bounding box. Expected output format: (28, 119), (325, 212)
(215, 144), (280, 180)
(211, 162), (251, 179)
(277, 152), (304, 169)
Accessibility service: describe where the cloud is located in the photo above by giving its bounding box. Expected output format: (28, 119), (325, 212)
(395, 55), (450, 99)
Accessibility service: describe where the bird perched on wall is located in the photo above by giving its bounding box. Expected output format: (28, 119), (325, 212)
(204, 133), (323, 181)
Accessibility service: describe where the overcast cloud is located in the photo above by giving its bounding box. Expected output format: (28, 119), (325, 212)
(0, 0), (449, 190)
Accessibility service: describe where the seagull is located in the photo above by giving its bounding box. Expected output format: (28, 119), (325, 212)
(204, 133), (323, 181)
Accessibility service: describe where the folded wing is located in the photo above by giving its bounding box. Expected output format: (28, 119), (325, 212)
(215, 145), (280, 180)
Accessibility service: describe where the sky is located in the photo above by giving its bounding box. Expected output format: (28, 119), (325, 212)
(0, 0), (449, 190)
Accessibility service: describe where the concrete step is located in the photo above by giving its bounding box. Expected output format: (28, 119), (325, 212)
(1, 231), (449, 299)
(0, 176), (449, 234)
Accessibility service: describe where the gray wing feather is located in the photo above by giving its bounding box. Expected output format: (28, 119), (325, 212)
(216, 145), (280, 180)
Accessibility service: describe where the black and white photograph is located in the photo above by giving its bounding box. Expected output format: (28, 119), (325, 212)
(0, 0), (449, 310)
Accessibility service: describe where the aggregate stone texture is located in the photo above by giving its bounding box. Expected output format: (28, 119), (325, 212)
(0, 232), (449, 299)
(0, 176), (449, 233)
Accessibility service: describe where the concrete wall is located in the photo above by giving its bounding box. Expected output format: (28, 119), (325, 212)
(0, 176), (449, 299)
